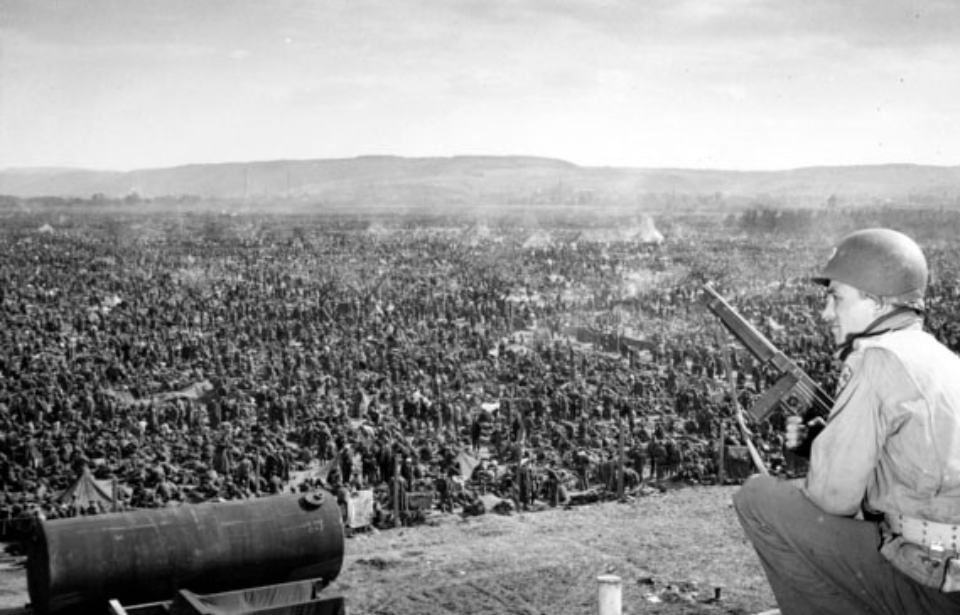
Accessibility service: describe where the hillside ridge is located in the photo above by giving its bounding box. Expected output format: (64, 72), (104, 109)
(2, 155), (960, 205)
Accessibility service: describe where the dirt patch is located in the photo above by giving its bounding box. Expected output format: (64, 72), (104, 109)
(0, 486), (776, 615)
(330, 485), (774, 614)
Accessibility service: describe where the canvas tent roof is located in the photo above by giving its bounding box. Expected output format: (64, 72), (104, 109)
(55, 467), (117, 511)
(454, 450), (481, 481)
(103, 380), (213, 408)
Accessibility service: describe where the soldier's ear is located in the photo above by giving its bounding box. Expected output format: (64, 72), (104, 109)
(869, 295), (893, 316)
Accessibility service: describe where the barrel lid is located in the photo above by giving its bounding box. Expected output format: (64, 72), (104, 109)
(301, 491), (325, 509)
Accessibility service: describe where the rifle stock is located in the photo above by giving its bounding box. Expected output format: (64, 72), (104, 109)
(699, 284), (833, 423)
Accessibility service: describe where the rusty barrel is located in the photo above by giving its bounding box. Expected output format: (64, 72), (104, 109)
(25, 490), (344, 615)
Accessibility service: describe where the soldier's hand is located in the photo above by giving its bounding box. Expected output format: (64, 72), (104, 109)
(785, 416), (826, 450)
(785, 416), (805, 449)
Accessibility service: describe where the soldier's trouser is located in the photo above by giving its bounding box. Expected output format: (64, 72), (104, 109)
(733, 474), (960, 615)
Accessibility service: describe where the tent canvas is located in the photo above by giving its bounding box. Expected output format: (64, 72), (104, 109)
(55, 467), (117, 511)
(103, 380), (214, 408)
(454, 450), (481, 481)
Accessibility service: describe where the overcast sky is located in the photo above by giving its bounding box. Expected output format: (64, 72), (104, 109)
(2, 0), (959, 171)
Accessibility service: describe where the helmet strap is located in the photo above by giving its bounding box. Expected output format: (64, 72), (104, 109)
(837, 306), (922, 361)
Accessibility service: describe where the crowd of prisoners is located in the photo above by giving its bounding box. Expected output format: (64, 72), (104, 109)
(4, 205), (960, 532)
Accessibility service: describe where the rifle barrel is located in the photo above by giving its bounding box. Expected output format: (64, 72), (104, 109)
(699, 284), (778, 363)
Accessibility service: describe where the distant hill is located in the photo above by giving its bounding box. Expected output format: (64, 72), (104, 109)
(2, 156), (960, 207)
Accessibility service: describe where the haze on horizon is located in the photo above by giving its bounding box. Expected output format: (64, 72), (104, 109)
(2, 0), (959, 173)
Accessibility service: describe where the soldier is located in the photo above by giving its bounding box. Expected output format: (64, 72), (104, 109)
(435, 467), (455, 513)
(573, 449), (591, 491)
(648, 435), (666, 482)
(734, 229), (960, 614)
(543, 469), (567, 507)
(663, 436), (680, 481)
(516, 448), (534, 511)
(471, 413), (484, 453)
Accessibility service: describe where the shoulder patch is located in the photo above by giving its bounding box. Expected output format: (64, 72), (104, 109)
(837, 363), (854, 391)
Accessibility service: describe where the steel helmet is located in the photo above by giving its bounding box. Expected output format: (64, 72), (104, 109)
(812, 228), (927, 310)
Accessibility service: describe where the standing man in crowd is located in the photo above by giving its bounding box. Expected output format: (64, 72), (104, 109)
(734, 228), (960, 614)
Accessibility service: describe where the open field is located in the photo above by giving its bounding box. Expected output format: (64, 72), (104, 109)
(0, 485), (776, 615)
(6, 206), (960, 615)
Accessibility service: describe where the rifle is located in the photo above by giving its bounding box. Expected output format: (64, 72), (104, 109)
(716, 326), (769, 475)
(699, 283), (833, 424)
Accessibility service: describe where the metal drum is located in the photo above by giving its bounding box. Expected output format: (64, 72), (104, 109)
(25, 490), (344, 614)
